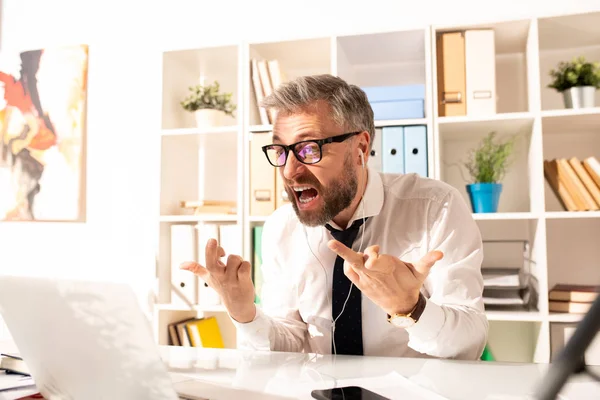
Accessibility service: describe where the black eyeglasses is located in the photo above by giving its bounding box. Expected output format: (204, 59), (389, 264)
(261, 131), (361, 167)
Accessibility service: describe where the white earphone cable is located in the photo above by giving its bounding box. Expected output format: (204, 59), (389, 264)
(304, 150), (367, 356)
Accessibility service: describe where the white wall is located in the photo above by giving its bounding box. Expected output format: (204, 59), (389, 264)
(0, 0), (599, 340)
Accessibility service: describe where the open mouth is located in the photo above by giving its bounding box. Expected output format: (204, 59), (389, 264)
(292, 186), (319, 207)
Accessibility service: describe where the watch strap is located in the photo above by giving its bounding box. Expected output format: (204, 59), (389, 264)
(387, 292), (427, 323)
(410, 292), (427, 322)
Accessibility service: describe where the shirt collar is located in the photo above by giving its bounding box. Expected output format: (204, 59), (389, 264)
(327, 166), (384, 230)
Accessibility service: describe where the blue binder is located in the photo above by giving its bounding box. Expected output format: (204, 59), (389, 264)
(381, 126), (404, 174)
(368, 128), (383, 172)
(403, 125), (428, 177)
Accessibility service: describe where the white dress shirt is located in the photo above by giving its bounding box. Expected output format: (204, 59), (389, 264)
(233, 167), (488, 360)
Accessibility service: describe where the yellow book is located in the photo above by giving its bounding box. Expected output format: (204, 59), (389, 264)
(185, 317), (224, 348)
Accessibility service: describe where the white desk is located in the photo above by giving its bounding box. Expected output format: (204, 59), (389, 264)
(159, 346), (600, 400)
(1, 344), (599, 399)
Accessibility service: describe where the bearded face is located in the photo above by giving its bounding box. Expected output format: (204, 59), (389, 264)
(284, 148), (358, 227)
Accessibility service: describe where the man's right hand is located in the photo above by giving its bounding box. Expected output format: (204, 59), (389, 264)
(180, 238), (257, 323)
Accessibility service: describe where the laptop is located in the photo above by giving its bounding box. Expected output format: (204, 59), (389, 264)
(0, 275), (283, 400)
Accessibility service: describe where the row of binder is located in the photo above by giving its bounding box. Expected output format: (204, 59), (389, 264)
(437, 29), (496, 117)
(370, 125), (428, 176)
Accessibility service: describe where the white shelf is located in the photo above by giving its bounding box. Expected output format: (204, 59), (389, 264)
(336, 29), (425, 67)
(485, 311), (545, 322)
(433, 18), (531, 55)
(541, 107), (600, 135)
(538, 12), (600, 111)
(472, 212), (538, 221)
(438, 112), (536, 214)
(250, 119), (427, 134)
(161, 45), (240, 130)
(374, 118), (427, 128)
(545, 211), (600, 220)
(156, 303), (229, 313)
(248, 216), (269, 223)
(438, 112), (535, 140)
(249, 37), (331, 80)
(161, 126), (239, 136)
(159, 215), (239, 222)
(538, 12), (600, 51)
(486, 311), (585, 323)
(249, 124), (273, 133)
(548, 313), (585, 323)
(438, 111), (534, 125)
(248, 37), (331, 127)
(335, 28), (427, 88)
(541, 107), (600, 118)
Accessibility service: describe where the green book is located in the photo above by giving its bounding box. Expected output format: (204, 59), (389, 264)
(252, 226), (264, 305)
(481, 345), (495, 361)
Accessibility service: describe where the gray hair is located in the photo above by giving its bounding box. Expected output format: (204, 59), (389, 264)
(260, 74), (375, 149)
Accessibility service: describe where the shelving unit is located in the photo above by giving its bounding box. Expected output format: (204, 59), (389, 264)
(153, 10), (600, 364)
(537, 12), (600, 367)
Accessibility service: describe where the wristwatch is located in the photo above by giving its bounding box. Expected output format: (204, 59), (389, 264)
(387, 292), (427, 328)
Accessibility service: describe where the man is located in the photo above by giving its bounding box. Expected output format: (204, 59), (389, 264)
(182, 74), (488, 360)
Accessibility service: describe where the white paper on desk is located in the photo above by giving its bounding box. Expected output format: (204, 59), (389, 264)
(558, 380), (600, 400)
(480, 380), (600, 400)
(309, 371), (449, 400)
(0, 374), (35, 391)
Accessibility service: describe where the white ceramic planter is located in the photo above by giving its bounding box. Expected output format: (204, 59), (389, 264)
(194, 109), (225, 128)
(562, 86), (596, 109)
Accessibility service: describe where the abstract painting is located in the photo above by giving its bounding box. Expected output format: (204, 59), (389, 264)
(0, 44), (88, 221)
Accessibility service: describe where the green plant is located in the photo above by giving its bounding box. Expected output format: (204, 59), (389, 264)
(180, 81), (236, 117)
(463, 132), (516, 184)
(548, 56), (600, 92)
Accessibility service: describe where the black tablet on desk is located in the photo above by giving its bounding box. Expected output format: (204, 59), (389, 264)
(311, 386), (389, 400)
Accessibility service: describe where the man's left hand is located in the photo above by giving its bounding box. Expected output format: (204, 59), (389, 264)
(327, 240), (443, 316)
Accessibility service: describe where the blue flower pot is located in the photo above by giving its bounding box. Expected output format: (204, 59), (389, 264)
(466, 183), (503, 213)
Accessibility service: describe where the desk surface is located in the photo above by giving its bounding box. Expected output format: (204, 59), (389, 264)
(1, 342), (599, 400)
(159, 346), (600, 400)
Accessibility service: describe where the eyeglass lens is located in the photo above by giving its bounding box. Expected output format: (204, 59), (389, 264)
(266, 142), (321, 166)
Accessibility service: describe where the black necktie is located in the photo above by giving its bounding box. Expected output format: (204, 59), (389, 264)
(325, 218), (367, 356)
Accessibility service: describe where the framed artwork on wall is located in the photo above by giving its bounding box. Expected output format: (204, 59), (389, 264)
(0, 44), (88, 222)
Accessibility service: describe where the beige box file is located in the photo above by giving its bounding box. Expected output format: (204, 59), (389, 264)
(275, 168), (291, 209)
(436, 31), (466, 117)
(465, 29), (497, 116)
(250, 132), (276, 216)
(170, 224), (198, 306)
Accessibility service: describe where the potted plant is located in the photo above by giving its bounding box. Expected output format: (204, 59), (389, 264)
(180, 80), (236, 128)
(548, 56), (600, 109)
(463, 132), (516, 213)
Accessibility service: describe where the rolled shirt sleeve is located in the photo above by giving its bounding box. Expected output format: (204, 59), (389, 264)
(406, 187), (489, 360)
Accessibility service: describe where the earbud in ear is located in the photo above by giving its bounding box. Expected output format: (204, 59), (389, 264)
(359, 150), (365, 168)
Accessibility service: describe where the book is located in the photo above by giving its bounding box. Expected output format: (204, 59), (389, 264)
(556, 158), (595, 211)
(250, 59), (270, 125)
(180, 200), (237, 215)
(569, 157), (600, 207)
(583, 156), (600, 188)
(185, 317), (224, 348)
(0, 353), (29, 376)
(544, 159), (577, 211)
(549, 284), (599, 303)
(560, 158), (599, 210)
(549, 300), (592, 314)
